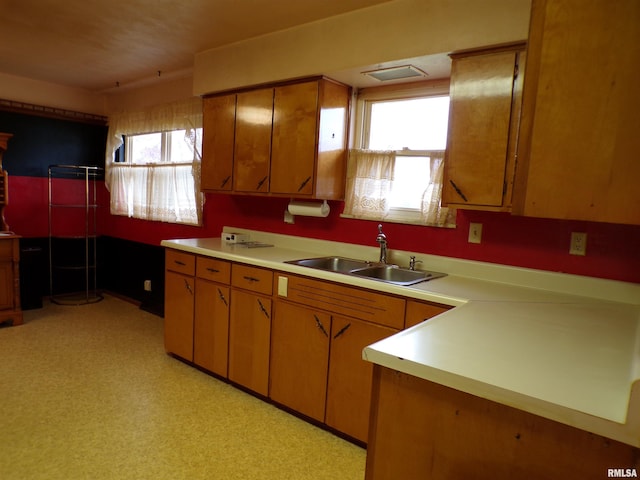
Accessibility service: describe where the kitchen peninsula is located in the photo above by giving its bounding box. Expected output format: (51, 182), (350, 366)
(162, 228), (640, 477)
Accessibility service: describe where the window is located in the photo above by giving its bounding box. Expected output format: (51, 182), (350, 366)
(344, 81), (455, 226)
(104, 98), (203, 226)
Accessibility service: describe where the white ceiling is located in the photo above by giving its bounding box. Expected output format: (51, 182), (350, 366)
(0, 0), (410, 92)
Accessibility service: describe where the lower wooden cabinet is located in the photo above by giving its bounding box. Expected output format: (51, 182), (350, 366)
(194, 279), (230, 377)
(270, 301), (331, 421)
(0, 235), (22, 326)
(228, 289), (272, 396)
(325, 316), (396, 442)
(164, 268), (195, 361)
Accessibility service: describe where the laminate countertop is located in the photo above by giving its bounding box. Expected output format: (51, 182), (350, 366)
(161, 227), (640, 447)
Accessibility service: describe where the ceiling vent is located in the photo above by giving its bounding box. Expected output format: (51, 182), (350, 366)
(362, 65), (428, 82)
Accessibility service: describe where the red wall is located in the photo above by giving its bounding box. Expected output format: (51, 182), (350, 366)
(8, 176), (640, 284)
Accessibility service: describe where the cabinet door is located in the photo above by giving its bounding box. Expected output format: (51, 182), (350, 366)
(194, 279), (230, 377)
(0, 261), (13, 311)
(270, 301), (331, 421)
(270, 81), (318, 196)
(513, 0), (640, 225)
(443, 48), (521, 208)
(164, 270), (195, 361)
(326, 316), (397, 443)
(201, 94), (236, 192)
(233, 88), (273, 193)
(228, 289), (272, 396)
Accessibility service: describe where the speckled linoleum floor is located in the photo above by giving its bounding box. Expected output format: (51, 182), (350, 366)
(0, 295), (365, 480)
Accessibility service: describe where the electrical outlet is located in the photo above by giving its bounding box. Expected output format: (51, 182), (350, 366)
(468, 223), (482, 244)
(570, 232), (587, 256)
(144, 279), (152, 291)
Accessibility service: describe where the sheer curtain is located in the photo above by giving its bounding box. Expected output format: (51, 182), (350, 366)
(343, 149), (395, 220)
(104, 97), (203, 225)
(343, 149), (455, 227)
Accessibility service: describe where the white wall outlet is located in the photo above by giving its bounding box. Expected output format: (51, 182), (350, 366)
(468, 223), (482, 244)
(570, 232), (587, 256)
(277, 276), (288, 297)
(144, 279), (152, 291)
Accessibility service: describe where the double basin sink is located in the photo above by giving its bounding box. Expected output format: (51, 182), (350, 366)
(285, 256), (446, 286)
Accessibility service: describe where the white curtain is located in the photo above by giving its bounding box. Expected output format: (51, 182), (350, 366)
(420, 150), (455, 226)
(343, 149), (396, 220)
(105, 97), (203, 225)
(343, 149), (455, 227)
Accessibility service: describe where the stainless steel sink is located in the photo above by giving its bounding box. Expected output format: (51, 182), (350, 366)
(285, 256), (371, 273)
(286, 256), (446, 286)
(350, 265), (446, 286)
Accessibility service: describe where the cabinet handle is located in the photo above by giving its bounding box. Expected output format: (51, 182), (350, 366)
(174, 260), (186, 266)
(256, 176), (268, 190)
(449, 180), (468, 202)
(297, 176), (311, 192)
(217, 288), (228, 307)
(207, 267), (220, 273)
(314, 315), (328, 338)
(257, 299), (270, 319)
(333, 322), (351, 339)
(243, 276), (260, 283)
(184, 279), (193, 295)
(220, 175), (231, 188)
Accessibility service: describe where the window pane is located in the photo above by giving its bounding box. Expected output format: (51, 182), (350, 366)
(368, 96), (450, 150)
(389, 156), (431, 209)
(130, 132), (161, 164)
(169, 130), (197, 163)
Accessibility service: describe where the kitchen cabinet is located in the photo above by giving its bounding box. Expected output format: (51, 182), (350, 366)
(201, 93), (236, 191)
(273, 273), (405, 442)
(270, 301), (331, 421)
(512, 0), (640, 225)
(201, 77), (350, 199)
(365, 365), (639, 480)
(228, 264), (273, 396)
(234, 88), (274, 193)
(405, 299), (451, 329)
(193, 257), (231, 377)
(164, 249), (196, 360)
(443, 43), (526, 211)
(0, 235), (22, 326)
(325, 315), (396, 442)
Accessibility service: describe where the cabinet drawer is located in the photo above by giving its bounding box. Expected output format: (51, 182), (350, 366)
(232, 264), (273, 295)
(280, 274), (405, 329)
(196, 256), (231, 284)
(165, 249), (195, 276)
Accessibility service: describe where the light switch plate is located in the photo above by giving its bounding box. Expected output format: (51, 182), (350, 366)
(277, 276), (288, 297)
(468, 223), (482, 244)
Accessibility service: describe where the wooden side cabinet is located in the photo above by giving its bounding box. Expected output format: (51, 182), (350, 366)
(443, 43), (526, 211)
(0, 235), (22, 326)
(513, 0), (640, 225)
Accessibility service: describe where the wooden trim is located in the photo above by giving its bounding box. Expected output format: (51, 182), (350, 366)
(0, 98), (107, 125)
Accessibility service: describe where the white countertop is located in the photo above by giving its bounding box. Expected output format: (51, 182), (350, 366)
(162, 227), (640, 447)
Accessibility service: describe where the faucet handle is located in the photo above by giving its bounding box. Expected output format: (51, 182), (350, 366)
(409, 256), (423, 271)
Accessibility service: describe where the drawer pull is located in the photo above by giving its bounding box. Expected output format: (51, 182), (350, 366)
(217, 288), (228, 307)
(184, 279), (193, 295)
(257, 299), (270, 319)
(174, 260), (186, 266)
(243, 276), (260, 283)
(314, 315), (328, 338)
(207, 267), (220, 273)
(333, 323), (351, 339)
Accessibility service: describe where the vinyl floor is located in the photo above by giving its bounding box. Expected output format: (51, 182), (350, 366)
(0, 294), (365, 480)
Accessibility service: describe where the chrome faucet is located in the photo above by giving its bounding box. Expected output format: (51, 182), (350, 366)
(376, 224), (388, 264)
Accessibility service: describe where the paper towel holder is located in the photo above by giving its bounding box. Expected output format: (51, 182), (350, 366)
(285, 199), (330, 223)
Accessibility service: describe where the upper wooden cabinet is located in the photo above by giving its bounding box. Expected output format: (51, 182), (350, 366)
(201, 77), (350, 200)
(443, 43), (526, 210)
(512, 0), (640, 225)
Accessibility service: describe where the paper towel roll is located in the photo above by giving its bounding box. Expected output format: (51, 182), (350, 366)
(287, 200), (330, 218)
